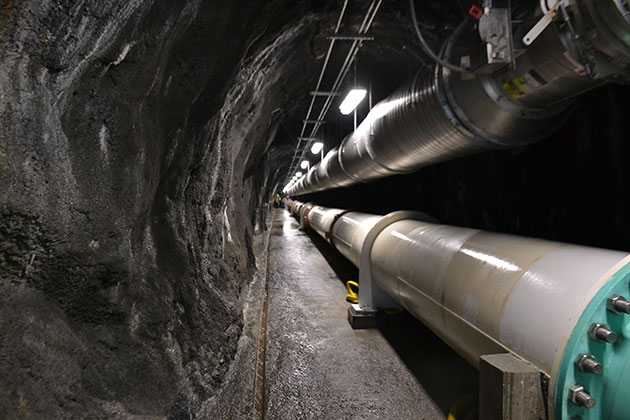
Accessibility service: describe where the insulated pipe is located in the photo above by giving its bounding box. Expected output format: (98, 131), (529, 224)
(287, 0), (630, 196)
(287, 201), (630, 419)
(307, 205), (381, 266)
(286, 198), (299, 215)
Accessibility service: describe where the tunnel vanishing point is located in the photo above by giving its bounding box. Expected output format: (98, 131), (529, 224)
(2, 1), (630, 419)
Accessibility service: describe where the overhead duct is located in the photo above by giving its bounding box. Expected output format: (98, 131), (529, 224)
(285, 198), (630, 419)
(287, 0), (630, 195)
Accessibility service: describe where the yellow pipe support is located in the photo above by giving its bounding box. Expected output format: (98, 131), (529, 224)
(345, 281), (359, 304)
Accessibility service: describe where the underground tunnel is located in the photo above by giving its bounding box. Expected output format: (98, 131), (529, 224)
(1, 0), (630, 419)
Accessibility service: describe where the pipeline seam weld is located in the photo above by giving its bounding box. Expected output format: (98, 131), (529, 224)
(304, 205), (318, 227)
(326, 209), (353, 252)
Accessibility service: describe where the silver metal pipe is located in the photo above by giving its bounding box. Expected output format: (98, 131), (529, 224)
(286, 200), (630, 419)
(287, 0), (630, 195)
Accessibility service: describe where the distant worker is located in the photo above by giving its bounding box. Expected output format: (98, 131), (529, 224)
(273, 194), (280, 208)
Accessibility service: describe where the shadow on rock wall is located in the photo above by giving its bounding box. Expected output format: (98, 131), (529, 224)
(0, 0), (333, 417)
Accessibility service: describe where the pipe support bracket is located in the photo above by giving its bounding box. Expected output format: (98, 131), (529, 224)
(358, 210), (436, 310)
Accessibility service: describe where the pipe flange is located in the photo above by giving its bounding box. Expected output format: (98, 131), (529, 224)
(553, 259), (630, 420)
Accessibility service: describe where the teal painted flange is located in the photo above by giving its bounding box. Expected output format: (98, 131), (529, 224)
(555, 262), (630, 420)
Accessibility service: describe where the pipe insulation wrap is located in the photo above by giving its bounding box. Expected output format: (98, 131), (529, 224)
(285, 200), (630, 419)
(299, 204), (380, 265)
(323, 212), (380, 266)
(370, 220), (628, 373)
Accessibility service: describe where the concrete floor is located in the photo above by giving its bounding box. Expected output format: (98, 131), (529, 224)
(263, 209), (478, 420)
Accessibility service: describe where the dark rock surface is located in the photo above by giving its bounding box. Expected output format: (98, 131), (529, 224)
(0, 0), (338, 418)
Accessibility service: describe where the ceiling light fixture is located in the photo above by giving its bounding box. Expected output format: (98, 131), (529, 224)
(339, 89), (367, 115)
(310, 142), (324, 155)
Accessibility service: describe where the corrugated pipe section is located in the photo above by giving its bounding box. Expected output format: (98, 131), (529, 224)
(287, 0), (630, 196)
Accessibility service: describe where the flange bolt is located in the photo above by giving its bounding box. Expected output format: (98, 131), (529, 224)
(589, 323), (617, 343)
(570, 385), (596, 409)
(575, 354), (603, 375)
(608, 294), (630, 314)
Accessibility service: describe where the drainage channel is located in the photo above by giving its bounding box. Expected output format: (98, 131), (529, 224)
(252, 209), (275, 420)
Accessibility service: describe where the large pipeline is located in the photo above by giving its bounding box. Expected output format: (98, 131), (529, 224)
(287, 0), (630, 195)
(285, 198), (630, 420)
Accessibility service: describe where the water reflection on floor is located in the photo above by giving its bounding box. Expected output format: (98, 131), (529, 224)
(264, 210), (478, 420)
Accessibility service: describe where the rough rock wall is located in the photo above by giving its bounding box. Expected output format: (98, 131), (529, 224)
(0, 0), (324, 418)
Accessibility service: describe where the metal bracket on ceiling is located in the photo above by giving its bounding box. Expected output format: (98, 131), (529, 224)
(309, 91), (340, 96)
(522, 0), (570, 46)
(326, 34), (375, 41)
(475, 0), (516, 73)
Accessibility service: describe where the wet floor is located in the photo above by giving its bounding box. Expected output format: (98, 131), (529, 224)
(263, 210), (478, 420)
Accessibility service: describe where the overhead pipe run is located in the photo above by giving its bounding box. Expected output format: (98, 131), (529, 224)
(285, 198), (630, 420)
(287, 0), (630, 195)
